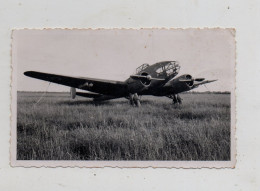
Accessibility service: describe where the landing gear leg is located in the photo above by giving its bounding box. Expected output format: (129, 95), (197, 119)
(133, 93), (141, 107)
(129, 93), (134, 105)
(172, 94), (178, 104)
(172, 94), (182, 104)
(176, 94), (182, 104)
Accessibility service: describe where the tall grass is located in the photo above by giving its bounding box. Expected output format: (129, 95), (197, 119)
(17, 92), (231, 160)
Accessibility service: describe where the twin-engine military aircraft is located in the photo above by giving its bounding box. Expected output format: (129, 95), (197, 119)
(24, 61), (216, 107)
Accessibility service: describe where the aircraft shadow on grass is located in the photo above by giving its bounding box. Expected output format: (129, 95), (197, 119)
(57, 99), (155, 106)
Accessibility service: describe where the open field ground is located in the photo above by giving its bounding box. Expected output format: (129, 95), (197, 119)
(16, 92), (231, 160)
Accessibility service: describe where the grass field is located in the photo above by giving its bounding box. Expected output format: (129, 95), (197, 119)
(17, 92), (231, 161)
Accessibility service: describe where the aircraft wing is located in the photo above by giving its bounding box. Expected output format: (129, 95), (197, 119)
(24, 71), (128, 96)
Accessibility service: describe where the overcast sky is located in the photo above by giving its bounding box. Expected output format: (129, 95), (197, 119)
(13, 29), (235, 92)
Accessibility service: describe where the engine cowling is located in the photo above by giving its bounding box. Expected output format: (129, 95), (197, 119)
(138, 72), (152, 86)
(127, 79), (147, 93)
(168, 74), (194, 94)
(127, 72), (155, 93)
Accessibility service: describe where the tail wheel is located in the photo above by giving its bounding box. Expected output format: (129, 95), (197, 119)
(70, 87), (76, 99)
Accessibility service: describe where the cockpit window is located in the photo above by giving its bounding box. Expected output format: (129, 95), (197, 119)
(156, 61), (180, 77)
(135, 63), (150, 74)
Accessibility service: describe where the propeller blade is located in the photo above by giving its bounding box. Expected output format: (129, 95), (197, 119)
(194, 78), (205, 82)
(179, 78), (205, 82)
(130, 75), (164, 81)
(179, 79), (193, 82)
(130, 75), (147, 80)
(150, 77), (165, 81)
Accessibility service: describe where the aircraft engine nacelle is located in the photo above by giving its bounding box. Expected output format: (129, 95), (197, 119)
(127, 78), (148, 94)
(128, 72), (157, 93)
(169, 74), (194, 94)
(70, 87), (76, 99)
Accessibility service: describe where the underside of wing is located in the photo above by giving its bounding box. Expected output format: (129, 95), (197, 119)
(24, 71), (128, 96)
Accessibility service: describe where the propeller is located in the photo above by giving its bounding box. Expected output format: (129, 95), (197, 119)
(130, 75), (165, 81)
(194, 78), (205, 82)
(179, 78), (205, 82)
(179, 76), (217, 87)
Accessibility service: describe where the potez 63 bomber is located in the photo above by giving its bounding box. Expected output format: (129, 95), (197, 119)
(24, 61), (216, 107)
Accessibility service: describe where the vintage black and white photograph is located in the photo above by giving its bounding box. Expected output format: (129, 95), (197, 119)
(11, 29), (235, 167)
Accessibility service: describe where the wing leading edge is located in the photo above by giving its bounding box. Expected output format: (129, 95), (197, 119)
(24, 71), (128, 96)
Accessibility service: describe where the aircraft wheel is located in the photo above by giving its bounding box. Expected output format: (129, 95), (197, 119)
(135, 99), (141, 107)
(129, 93), (134, 105)
(133, 93), (141, 107)
(172, 94), (178, 104)
(176, 94), (182, 104)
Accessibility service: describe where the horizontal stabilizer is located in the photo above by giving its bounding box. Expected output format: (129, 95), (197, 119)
(179, 78), (205, 82)
(130, 75), (165, 81)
